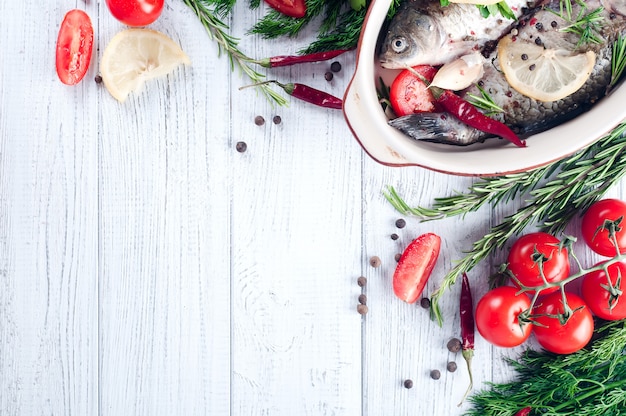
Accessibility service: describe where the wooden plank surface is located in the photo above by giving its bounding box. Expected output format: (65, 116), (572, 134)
(2, 1), (626, 415)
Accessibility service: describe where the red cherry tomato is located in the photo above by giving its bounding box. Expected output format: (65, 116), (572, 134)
(55, 9), (94, 85)
(533, 291), (594, 354)
(581, 198), (626, 257)
(392, 233), (441, 304)
(264, 0), (307, 18)
(389, 65), (438, 117)
(507, 232), (570, 294)
(581, 261), (626, 320)
(475, 286), (532, 348)
(105, 0), (164, 26)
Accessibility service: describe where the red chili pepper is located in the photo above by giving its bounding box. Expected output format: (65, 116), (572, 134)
(459, 272), (475, 406)
(515, 406), (532, 416)
(256, 49), (350, 68)
(269, 80), (343, 109)
(435, 89), (526, 148)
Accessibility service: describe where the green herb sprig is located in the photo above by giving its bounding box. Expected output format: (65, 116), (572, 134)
(611, 35), (626, 88)
(385, 123), (626, 326)
(183, 0), (288, 106)
(466, 321), (626, 415)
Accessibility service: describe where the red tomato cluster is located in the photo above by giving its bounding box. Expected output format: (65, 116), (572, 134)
(475, 198), (626, 354)
(56, 1), (165, 85)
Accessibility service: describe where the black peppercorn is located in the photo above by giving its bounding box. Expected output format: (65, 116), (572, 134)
(534, 37), (543, 46)
(551, 20), (558, 28)
(358, 294), (367, 305)
(430, 369), (441, 380)
(391, 233), (399, 241)
(447, 338), (462, 353)
(420, 298), (431, 309)
(235, 142), (247, 153)
(395, 218), (406, 229)
(254, 115), (265, 126)
(535, 22), (543, 31)
(94, 74), (103, 84)
(395, 253), (401, 262)
(357, 276), (367, 287)
(369, 256), (381, 268)
(324, 71), (334, 81)
(521, 53), (528, 60)
(330, 61), (342, 72)
(273, 115), (282, 125)
(529, 64), (536, 71)
(403, 379), (413, 389)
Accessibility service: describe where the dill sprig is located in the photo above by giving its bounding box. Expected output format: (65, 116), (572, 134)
(182, 0), (288, 106)
(465, 321), (626, 415)
(384, 123), (626, 326)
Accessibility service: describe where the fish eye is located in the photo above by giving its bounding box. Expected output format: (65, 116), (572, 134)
(391, 37), (407, 53)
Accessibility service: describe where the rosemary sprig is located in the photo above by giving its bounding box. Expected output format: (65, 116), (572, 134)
(467, 85), (504, 116)
(182, 0), (288, 106)
(559, 6), (604, 46)
(385, 123), (626, 325)
(611, 35), (626, 88)
(465, 321), (626, 415)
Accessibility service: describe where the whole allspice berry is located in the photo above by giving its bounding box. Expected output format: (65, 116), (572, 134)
(369, 256), (381, 268)
(358, 294), (367, 305)
(447, 338), (462, 353)
(430, 369), (441, 380)
(357, 276), (367, 287)
(357, 304), (368, 315)
(447, 361), (458, 373)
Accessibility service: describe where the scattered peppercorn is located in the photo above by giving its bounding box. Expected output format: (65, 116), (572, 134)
(94, 74), (103, 84)
(534, 37), (543, 46)
(357, 304), (368, 315)
(395, 218), (406, 228)
(529, 64), (536, 71)
(551, 20), (558, 28)
(254, 115), (265, 126)
(273, 115), (282, 125)
(403, 379), (413, 389)
(430, 369), (441, 380)
(330, 61), (342, 72)
(420, 298), (431, 309)
(391, 233), (399, 241)
(236, 141), (247, 153)
(447, 338), (462, 353)
(358, 294), (367, 305)
(369, 256), (381, 268)
(395, 253), (401, 262)
(357, 276), (367, 287)
(324, 71), (334, 81)
(535, 22), (543, 31)
(521, 53), (528, 61)
(447, 361), (458, 372)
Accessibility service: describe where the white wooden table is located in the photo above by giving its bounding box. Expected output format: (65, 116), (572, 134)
(2, 1), (624, 415)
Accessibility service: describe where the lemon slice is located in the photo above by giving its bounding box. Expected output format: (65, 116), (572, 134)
(100, 29), (190, 102)
(497, 35), (595, 102)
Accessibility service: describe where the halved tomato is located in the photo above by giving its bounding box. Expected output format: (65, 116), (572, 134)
(55, 9), (94, 85)
(393, 233), (441, 304)
(264, 0), (307, 18)
(389, 65), (438, 117)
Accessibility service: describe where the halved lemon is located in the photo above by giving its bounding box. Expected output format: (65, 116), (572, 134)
(497, 35), (595, 102)
(100, 29), (191, 102)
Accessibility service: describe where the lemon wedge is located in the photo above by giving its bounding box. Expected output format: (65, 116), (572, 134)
(497, 35), (595, 102)
(100, 29), (191, 102)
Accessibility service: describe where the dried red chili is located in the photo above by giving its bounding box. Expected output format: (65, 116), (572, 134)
(459, 272), (475, 405)
(264, 80), (343, 109)
(435, 89), (526, 148)
(255, 49), (350, 68)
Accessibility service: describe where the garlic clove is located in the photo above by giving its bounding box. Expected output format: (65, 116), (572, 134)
(430, 53), (485, 91)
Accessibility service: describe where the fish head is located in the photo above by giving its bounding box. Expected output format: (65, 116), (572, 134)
(379, 9), (445, 69)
